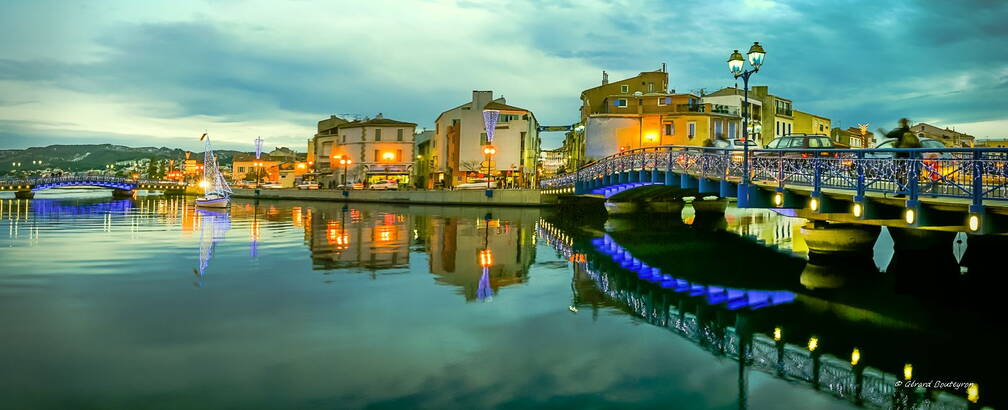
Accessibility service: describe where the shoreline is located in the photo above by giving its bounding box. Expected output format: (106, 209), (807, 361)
(229, 188), (552, 207)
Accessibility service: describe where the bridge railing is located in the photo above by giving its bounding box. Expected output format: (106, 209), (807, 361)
(542, 145), (1008, 203)
(0, 175), (187, 188)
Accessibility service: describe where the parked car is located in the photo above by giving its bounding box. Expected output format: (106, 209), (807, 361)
(456, 178), (498, 190)
(296, 182), (319, 190)
(761, 134), (841, 157)
(864, 137), (947, 159)
(261, 183), (283, 189)
(369, 180), (399, 190)
(713, 139), (762, 162)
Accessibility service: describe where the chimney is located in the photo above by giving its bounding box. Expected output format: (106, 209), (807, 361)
(661, 63), (666, 73)
(473, 90), (493, 109)
(602, 71), (609, 85)
(375, 112), (383, 119)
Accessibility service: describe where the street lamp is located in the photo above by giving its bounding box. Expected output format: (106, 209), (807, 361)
(728, 41), (766, 207)
(339, 157), (352, 187)
(482, 145), (496, 190)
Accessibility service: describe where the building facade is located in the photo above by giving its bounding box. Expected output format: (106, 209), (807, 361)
(792, 110), (832, 137)
(539, 148), (567, 177)
(433, 91), (540, 188)
(750, 86), (793, 144)
(910, 123), (975, 147)
(232, 155), (279, 183)
(310, 115), (350, 173)
(325, 115), (417, 186)
(414, 130), (434, 189)
(702, 87), (763, 140)
(831, 127), (875, 148)
(579, 70), (742, 162)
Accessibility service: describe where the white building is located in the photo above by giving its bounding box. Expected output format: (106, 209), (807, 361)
(701, 87), (763, 140)
(433, 91), (540, 188)
(324, 114), (416, 186)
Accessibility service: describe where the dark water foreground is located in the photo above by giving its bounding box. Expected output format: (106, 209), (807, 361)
(0, 192), (998, 409)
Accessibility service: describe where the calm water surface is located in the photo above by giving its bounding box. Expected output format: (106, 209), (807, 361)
(0, 190), (998, 409)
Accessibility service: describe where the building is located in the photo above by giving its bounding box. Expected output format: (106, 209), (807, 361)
(324, 114), (417, 186)
(702, 87), (763, 140)
(750, 86), (793, 143)
(267, 147), (302, 163)
(232, 155), (279, 183)
(910, 123), (975, 147)
(310, 115), (351, 173)
(433, 91), (540, 188)
(976, 138), (1008, 148)
(277, 161), (310, 188)
(539, 148), (567, 177)
(792, 110), (832, 137)
(580, 69), (742, 162)
(831, 127), (875, 148)
(414, 130), (434, 189)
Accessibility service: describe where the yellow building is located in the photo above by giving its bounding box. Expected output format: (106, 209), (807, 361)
(578, 70), (741, 162)
(977, 138), (1008, 148)
(750, 86), (793, 143)
(792, 110), (832, 136)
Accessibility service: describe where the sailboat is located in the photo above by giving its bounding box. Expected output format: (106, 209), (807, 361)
(194, 132), (232, 208)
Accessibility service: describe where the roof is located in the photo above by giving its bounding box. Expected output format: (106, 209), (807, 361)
(911, 122), (973, 139)
(579, 70), (667, 96)
(793, 110), (829, 120)
(338, 117), (417, 129)
(483, 101), (529, 112)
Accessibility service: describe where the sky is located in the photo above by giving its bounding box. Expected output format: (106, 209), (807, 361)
(1, 0), (1006, 152)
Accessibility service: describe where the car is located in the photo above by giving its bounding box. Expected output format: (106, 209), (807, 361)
(456, 178), (498, 190)
(713, 139), (762, 162)
(864, 138), (947, 160)
(261, 183), (283, 189)
(369, 180), (399, 190)
(761, 134), (841, 158)
(296, 182), (319, 190)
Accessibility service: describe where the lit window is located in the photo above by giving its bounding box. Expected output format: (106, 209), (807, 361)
(688, 122), (696, 138)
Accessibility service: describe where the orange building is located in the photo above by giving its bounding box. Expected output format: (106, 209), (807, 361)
(232, 155), (279, 183)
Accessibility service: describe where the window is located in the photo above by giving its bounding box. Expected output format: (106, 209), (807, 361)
(647, 83), (654, 92)
(714, 120), (723, 138)
(620, 84), (629, 93)
(614, 98), (627, 107)
(396, 149), (403, 162)
(375, 128), (382, 141)
(664, 122), (674, 136)
(342, 135), (346, 143)
(239, 166), (245, 172)
(688, 122), (696, 138)
(787, 123), (792, 135)
(397, 129), (404, 141)
(728, 122), (737, 139)
(658, 97), (668, 106)
(374, 150), (380, 161)
(776, 121), (780, 136)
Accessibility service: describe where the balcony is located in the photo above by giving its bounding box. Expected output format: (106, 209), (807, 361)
(711, 105), (739, 115)
(776, 108), (793, 117)
(676, 104), (705, 113)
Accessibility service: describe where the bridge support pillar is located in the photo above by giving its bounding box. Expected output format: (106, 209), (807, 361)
(651, 168), (659, 184)
(738, 185), (772, 209)
(14, 190), (33, 199)
(698, 178), (720, 195)
(680, 174), (698, 190)
(629, 170), (639, 183)
(619, 171), (628, 185)
(720, 180), (737, 199)
(639, 169), (649, 183)
(902, 201), (958, 228)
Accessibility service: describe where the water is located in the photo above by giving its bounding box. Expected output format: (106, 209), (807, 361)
(0, 190), (998, 409)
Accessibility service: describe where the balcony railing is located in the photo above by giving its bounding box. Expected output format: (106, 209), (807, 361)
(676, 104), (705, 113)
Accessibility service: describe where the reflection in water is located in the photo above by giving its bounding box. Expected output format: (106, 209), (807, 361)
(195, 209), (231, 282)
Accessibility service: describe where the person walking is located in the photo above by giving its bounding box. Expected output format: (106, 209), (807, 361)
(889, 118), (921, 196)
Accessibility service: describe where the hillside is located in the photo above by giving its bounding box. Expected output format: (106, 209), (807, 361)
(0, 144), (247, 172)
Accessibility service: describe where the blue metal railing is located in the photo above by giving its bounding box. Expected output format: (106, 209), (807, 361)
(0, 175), (187, 190)
(541, 145), (1008, 206)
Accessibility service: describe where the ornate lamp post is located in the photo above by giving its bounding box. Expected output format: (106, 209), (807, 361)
(339, 157), (352, 186)
(728, 41), (766, 207)
(482, 145), (496, 190)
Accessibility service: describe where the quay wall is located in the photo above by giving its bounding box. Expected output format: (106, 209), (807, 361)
(229, 188), (551, 207)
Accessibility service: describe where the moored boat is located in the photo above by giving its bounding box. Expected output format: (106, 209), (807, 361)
(194, 132), (232, 209)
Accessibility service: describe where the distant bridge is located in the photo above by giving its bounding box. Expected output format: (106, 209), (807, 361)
(537, 219), (980, 409)
(541, 145), (1008, 234)
(0, 176), (187, 198)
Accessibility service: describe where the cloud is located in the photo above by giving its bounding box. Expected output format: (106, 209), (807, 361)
(0, 0), (1006, 151)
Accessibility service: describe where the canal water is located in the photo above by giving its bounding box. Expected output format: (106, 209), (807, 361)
(0, 190), (998, 409)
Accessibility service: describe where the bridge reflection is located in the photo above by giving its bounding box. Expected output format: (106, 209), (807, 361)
(539, 219), (987, 409)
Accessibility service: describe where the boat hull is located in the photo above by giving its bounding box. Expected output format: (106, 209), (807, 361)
(194, 197), (230, 208)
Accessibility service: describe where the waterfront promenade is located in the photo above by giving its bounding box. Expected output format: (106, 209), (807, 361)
(231, 188), (548, 206)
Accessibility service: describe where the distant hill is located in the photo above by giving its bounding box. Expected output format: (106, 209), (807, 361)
(0, 144), (247, 172)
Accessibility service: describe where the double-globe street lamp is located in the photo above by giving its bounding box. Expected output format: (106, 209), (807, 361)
(727, 41), (766, 207)
(482, 145), (496, 190)
(339, 157), (352, 187)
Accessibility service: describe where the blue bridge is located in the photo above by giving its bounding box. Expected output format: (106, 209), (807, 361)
(0, 175), (188, 198)
(541, 145), (1008, 234)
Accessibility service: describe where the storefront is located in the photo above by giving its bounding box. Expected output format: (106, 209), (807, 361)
(365, 165), (411, 185)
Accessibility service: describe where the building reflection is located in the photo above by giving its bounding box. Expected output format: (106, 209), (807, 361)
(306, 205), (410, 270)
(421, 212), (536, 301)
